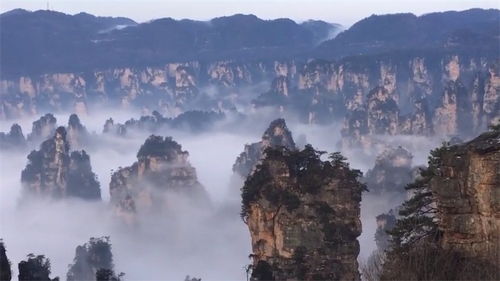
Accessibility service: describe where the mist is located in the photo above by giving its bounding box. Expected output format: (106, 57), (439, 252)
(0, 108), (445, 280)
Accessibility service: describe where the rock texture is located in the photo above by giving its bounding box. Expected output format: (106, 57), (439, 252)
(242, 145), (365, 280)
(430, 128), (500, 259)
(21, 126), (101, 200)
(109, 135), (207, 219)
(233, 119), (296, 177)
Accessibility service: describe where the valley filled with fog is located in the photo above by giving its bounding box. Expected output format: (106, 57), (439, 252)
(0, 108), (445, 280)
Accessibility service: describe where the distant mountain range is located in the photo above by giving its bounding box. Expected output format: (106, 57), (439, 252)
(0, 9), (340, 76)
(315, 8), (500, 58)
(2, 8), (498, 77)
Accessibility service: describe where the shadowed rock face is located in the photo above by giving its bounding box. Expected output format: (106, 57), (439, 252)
(233, 118), (296, 178)
(67, 237), (115, 281)
(0, 123), (26, 150)
(242, 145), (365, 281)
(21, 126), (101, 200)
(430, 128), (500, 259)
(109, 135), (207, 220)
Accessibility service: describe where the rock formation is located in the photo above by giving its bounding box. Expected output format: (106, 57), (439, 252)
(102, 110), (224, 137)
(363, 146), (416, 196)
(381, 127), (500, 279)
(430, 127), (500, 259)
(0, 240), (11, 281)
(21, 126), (101, 200)
(242, 145), (365, 280)
(67, 114), (89, 149)
(374, 211), (397, 252)
(67, 237), (116, 281)
(233, 119), (296, 177)
(18, 254), (57, 281)
(109, 135), (207, 219)
(0, 123), (26, 150)
(27, 113), (57, 142)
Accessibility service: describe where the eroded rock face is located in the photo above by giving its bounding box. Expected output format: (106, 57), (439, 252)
(21, 127), (101, 200)
(242, 146), (364, 280)
(430, 128), (500, 259)
(109, 135), (207, 219)
(233, 119), (296, 177)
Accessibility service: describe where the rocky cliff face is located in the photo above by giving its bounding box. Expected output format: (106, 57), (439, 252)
(21, 126), (101, 200)
(242, 146), (365, 280)
(430, 128), (500, 259)
(109, 135), (207, 220)
(0, 60), (287, 119)
(1, 55), (498, 147)
(233, 118), (296, 178)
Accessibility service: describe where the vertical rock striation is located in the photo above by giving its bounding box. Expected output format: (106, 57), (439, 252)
(242, 145), (365, 280)
(430, 128), (500, 259)
(21, 127), (101, 200)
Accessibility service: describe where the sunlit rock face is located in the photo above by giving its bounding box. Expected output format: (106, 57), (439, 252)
(233, 118), (296, 178)
(109, 135), (208, 220)
(430, 128), (500, 260)
(67, 237), (115, 281)
(0, 123), (26, 150)
(20, 127), (101, 200)
(363, 146), (416, 195)
(242, 146), (364, 281)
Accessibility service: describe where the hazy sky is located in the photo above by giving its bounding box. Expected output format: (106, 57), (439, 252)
(0, 0), (498, 26)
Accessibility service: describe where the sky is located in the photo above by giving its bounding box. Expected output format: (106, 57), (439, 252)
(0, 0), (498, 26)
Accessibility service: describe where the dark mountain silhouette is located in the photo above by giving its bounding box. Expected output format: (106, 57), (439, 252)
(316, 9), (500, 58)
